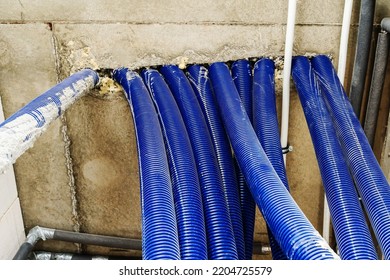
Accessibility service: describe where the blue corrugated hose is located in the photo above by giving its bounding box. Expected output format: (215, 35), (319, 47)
(141, 69), (208, 260)
(113, 68), (180, 260)
(312, 55), (390, 259)
(209, 62), (339, 260)
(292, 56), (378, 260)
(231, 59), (257, 259)
(160, 65), (238, 260)
(187, 65), (245, 259)
(253, 58), (289, 260)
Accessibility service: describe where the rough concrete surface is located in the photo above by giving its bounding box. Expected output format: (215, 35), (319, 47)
(0, 0), (367, 25)
(54, 23), (285, 75)
(65, 90), (140, 241)
(54, 24), (344, 76)
(65, 92), (140, 256)
(0, 0), (389, 260)
(0, 24), (77, 253)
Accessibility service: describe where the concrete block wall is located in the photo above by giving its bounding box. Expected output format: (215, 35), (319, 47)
(0, 0), (389, 259)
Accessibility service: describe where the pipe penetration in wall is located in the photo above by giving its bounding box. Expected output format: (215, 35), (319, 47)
(113, 69), (181, 260)
(141, 68), (208, 260)
(188, 64), (245, 259)
(112, 56), (389, 259)
(115, 59), (342, 260)
(2, 54), (388, 259)
(230, 60), (256, 260)
(159, 65), (238, 260)
(208, 62), (338, 260)
(252, 58), (289, 260)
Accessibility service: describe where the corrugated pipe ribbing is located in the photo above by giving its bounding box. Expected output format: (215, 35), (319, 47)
(312, 55), (390, 259)
(252, 58), (289, 260)
(231, 59), (257, 260)
(209, 62), (339, 260)
(141, 69), (207, 260)
(113, 68), (180, 260)
(0, 69), (98, 173)
(160, 65), (238, 260)
(187, 65), (245, 259)
(292, 56), (378, 260)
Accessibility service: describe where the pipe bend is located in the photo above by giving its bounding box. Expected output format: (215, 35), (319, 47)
(229, 60), (256, 260)
(253, 58), (289, 260)
(141, 68), (207, 260)
(209, 61), (339, 260)
(312, 55), (390, 259)
(381, 17), (390, 33)
(114, 68), (181, 260)
(161, 65), (238, 260)
(292, 56), (377, 260)
(187, 64), (244, 259)
(26, 226), (55, 245)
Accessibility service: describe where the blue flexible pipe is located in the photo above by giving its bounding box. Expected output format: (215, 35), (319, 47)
(141, 69), (207, 260)
(253, 58), (290, 189)
(253, 58), (289, 260)
(187, 65), (245, 260)
(113, 68), (180, 260)
(231, 59), (256, 259)
(209, 62), (339, 260)
(232, 59), (253, 121)
(291, 56), (378, 260)
(160, 65), (238, 260)
(312, 55), (390, 259)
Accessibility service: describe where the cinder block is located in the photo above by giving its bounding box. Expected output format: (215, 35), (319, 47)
(0, 24), (57, 117)
(0, 198), (25, 260)
(0, 0), (21, 21)
(0, 0), (362, 25)
(55, 23), (285, 74)
(54, 24), (343, 77)
(1, 1), (389, 25)
(65, 92), (141, 244)
(294, 25), (342, 57)
(0, 24), (74, 235)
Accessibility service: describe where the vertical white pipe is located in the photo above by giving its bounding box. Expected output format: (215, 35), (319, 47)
(281, 0), (297, 164)
(337, 0), (354, 85)
(322, 196), (331, 243)
(323, 0), (354, 244)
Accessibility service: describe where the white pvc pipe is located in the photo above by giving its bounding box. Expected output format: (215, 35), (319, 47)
(337, 0), (354, 85)
(322, 0), (354, 244)
(281, 0), (297, 164)
(322, 196), (331, 243)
